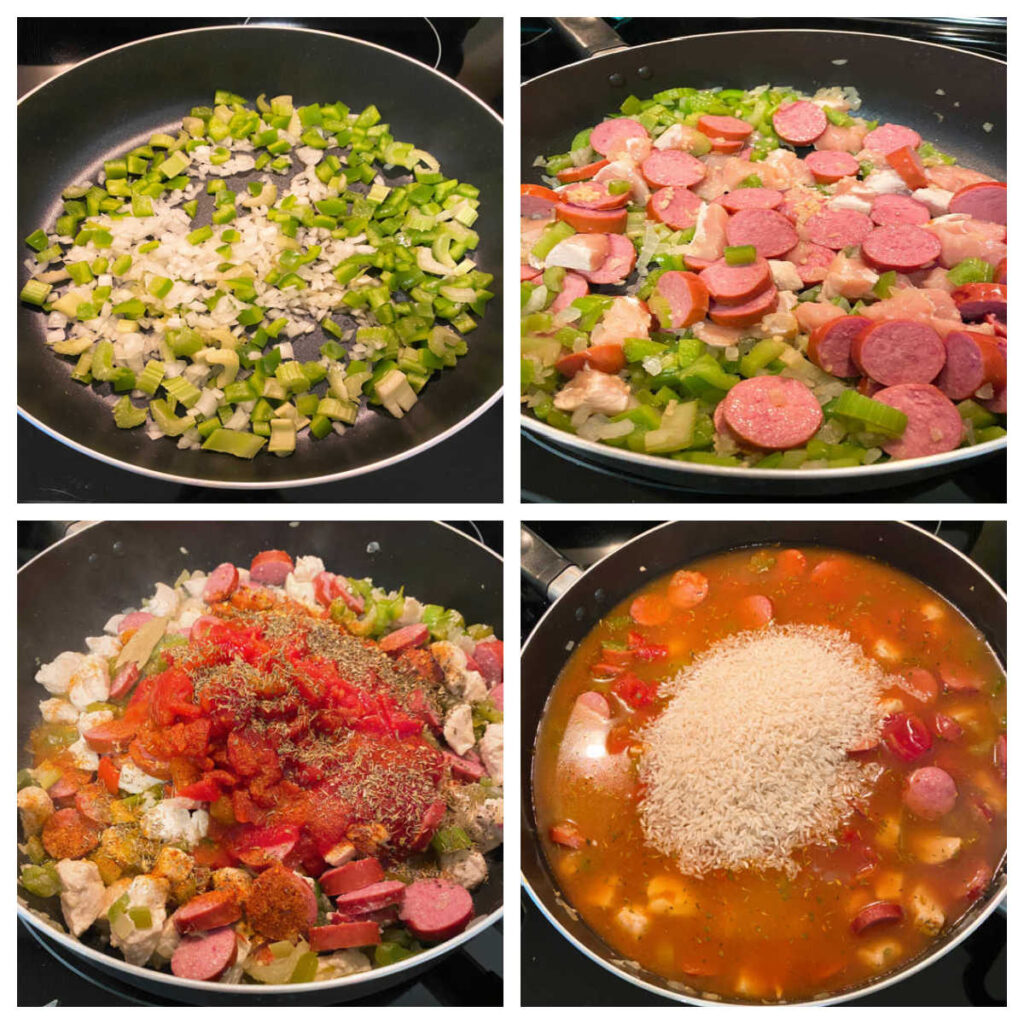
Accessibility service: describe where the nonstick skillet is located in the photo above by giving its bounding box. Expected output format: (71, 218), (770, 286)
(520, 521), (1006, 1005)
(17, 521), (503, 1004)
(18, 26), (503, 489)
(520, 23), (1006, 495)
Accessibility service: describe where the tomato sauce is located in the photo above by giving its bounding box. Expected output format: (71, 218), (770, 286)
(533, 546), (1006, 1002)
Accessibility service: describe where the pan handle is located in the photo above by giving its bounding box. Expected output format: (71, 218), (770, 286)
(521, 526), (584, 602)
(549, 17), (630, 59)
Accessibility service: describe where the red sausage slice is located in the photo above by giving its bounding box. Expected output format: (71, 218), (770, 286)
(850, 319), (945, 386)
(549, 821), (587, 849)
(472, 639), (503, 683)
(875, 384), (964, 459)
(203, 563), (239, 603)
(647, 186), (702, 230)
(334, 880), (406, 915)
(555, 203), (627, 234)
(556, 158), (610, 184)
(709, 285), (778, 328)
(118, 611), (154, 634)
(558, 180), (629, 211)
(697, 114), (754, 140)
(379, 624), (429, 655)
(772, 100), (827, 146)
(554, 344), (626, 378)
(935, 330), (1007, 400)
(807, 315), (871, 378)
(550, 271), (590, 314)
(649, 270), (710, 329)
(903, 766), (958, 820)
(804, 150), (859, 184)
(718, 187), (784, 213)
(737, 594), (774, 629)
(699, 257), (772, 305)
(445, 751), (486, 781)
(171, 926), (238, 981)
(950, 282), (1007, 322)
(863, 123), (922, 156)
(898, 667), (939, 704)
(309, 920), (381, 951)
(581, 234), (637, 285)
(319, 857), (384, 897)
(720, 376), (823, 450)
(520, 184), (559, 219)
(708, 137), (745, 154)
(108, 662), (140, 700)
(861, 225), (942, 272)
(886, 145), (929, 190)
(784, 240), (835, 285)
(805, 208), (873, 250)
(938, 663), (985, 693)
(590, 118), (649, 156)
(173, 889), (242, 935)
(725, 208), (799, 259)
(851, 901), (904, 935)
(249, 550), (294, 586)
(870, 193), (931, 227)
(933, 713), (964, 742)
(641, 150), (707, 189)
(994, 256), (1007, 284)
(399, 878), (474, 942)
(948, 181), (1006, 224)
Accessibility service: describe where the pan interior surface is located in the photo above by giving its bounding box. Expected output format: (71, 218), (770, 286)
(19, 27), (503, 487)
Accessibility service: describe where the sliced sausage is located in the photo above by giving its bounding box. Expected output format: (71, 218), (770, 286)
(875, 383), (964, 460)
(379, 623), (430, 655)
(555, 203), (627, 234)
(950, 282), (1007, 322)
(720, 376), (823, 450)
(708, 285), (778, 328)
(863, 123), (922, 156)
(246, 863), (318, 941)
(334, 880), (407, 915)
(558, 180), (629, 211)
(935, 330), (1007, 400)
(445, 751), (486, 781)
(309, 920), (381, 951)
(203, 563), (239, 604)
(580, 234), (637, 285)
(850, 319), (946, 386)
(725, 208), (799, 259)
(737, 594), (774, 629)
(649, 270), (710, 329)
(173, 889), (242, 935)
(995, 256), (1007, 284)
(870, 193), (931, 227)
(904, 766), (958, 821)
(550, 271), (590, 314)
(785, 240), (835, 285)
(697, 114), (753, 140)
(472, 639), (503, 684)
(399, 878), (474, 943)
(641, 150), (707, 189)
(807, 315), (870, 378)
(851, 901), (903, 934)
(171, 926), (238, 981)
(804, 150), (859, 184)
(647, 186), (702, 230)
(41, 807), (101, 859)
(108, 662), (140, 701)
(590, 118), (649, 157)
(772, 100), (827, 146)
(718, 187), (784, 213)
(699, 257), (772, 305)
(521, 184), (559, 219)
(249, 550), (294, 586)
(708, 137), (745, 154)
(805, 208), (873, 250)
(118, 611), (154, 634)
(886, 145), (929, 190)
(556, 158), (610, 184)
(933, 712), (964, 741)
(319, 857), (384, 897)
(861, 225), (942, 272)
(898, 667), (939, 704)
(948, 181), (1007, 225)
(549, 821), (587, 849)
(937, 663), (985, 693)
(554, 344), (626, 378)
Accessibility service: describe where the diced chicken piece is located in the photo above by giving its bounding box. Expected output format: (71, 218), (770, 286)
(144, 582), (180, 619)
(315, 949), (372, 980)
(553, 368), (631, 416)
(693, 154), (756, 201)
(821, 251), (879, 301)
(919, 601), (945, 621)
(926, 215), (1006, 269)
(35, 651), (86, 696)
(440, 848), (489, 890)
(874, 870), (905, 902)
(17, 786), (55, 836)
(814, 121), (869, 154)
(39, 698), (78, 724)
(912, 833), (963, 865)
(151, 916), (181, 964)
(653, 123), (709, 153)
(593, 159), (650, 204)
(101, 876), (132, 915)
(755, 289), (799, 339)
(85, 634), (122, 658)
(692, 321), (744, 349)
(873, 637), (903, 662)
(861, 286), (962, 324)
(521, 215), (554, 267)
(734, 970), (771, 998)
(768, 260), (804, 292)
(646, 875), (698, 917)
(56, 859), (107, 937)
(68, 655), (111, 709)
(828, 192), (875, 216)
(863, 168), (911, 195)
(546, 234), (610, 274)
(587, 876), (621, 909)
(118, 761), (166, 795)
(443, 703), (475, 756)
(323, 842), (357, 867)
(857, 938), (902, 970)
(925, 164), (993, 193)
(878, 697), (905, 716)
(212, 866), (254, 901)
(911, 267), (957, 293)
(794, 301), (845, 334)
(609, 135), (652, 163)
(913, 186), (953, 217)
(811, 87), (854, 112)
(431, 642), (489, 703)
(109, 874), (169, 966)
(875, 815), (902, 851)
(758, 148), (814, 190)
(67, 737), (100, 771)
(479, 724), (503, 785)
(591, 295), (651, 348)
(78, 709), (114, 735)
(615, 906), (650, 940)
(682, 201), (729, 263)
(152, 847), (194, 886)
(908, 884), (945, 936)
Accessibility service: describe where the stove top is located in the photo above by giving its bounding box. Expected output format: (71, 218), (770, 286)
(520, 17), (1005, 504)
(17, 17), (502, 503)
(17, 521), (503, 1006)
(520, 520), (1006, 1006)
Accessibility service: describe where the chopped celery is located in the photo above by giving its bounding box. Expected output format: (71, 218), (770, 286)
(202, 428), (267, 459)
(113, 396), (147, 429)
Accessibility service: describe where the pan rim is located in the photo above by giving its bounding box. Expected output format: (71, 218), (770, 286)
(519, 519), (1007, 1005)
(18, 518), (505, 996)
(18, 22), (503, 490)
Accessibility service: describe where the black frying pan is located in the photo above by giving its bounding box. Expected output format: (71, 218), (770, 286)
(520, 521), (1006, 1005)
(521, 22), (1006, 495)
(18, 521), (502, 1004)
(18, 26), (503, 489)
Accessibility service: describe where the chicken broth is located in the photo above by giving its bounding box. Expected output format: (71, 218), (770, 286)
(533, 545), (1005, 1002)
